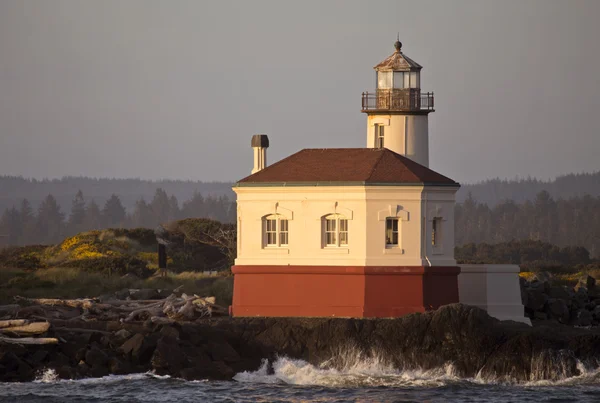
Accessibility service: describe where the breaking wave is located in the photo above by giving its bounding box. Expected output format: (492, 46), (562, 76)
(234, 352), (600, 388)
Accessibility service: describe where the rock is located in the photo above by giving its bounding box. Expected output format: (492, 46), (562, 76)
(114, 288), (131, 300)
(209, 341), (241, 364)
(525, 287), (547, 312)
(108, 357), (131, 375)
(160, 325), (180, 340)
(114, 329), (132, 340)
(26, 349), (49, 366)
(573, 288), (589, 309)
(151, 336), (187, 374)
(120, 333), (156, 364)
(85, 347), (109, 368)
(533, 311), (548, 320)
(0, 350), (33, 381)
(593, 306), (600, 318)
(548, 286), (572, 301)
(575, 310), (593, 327)
(575, 275), (596, 291)
(546, 298), (570, 323)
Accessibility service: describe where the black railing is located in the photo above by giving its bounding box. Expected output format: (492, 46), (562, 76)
(361, 89), (434, 112)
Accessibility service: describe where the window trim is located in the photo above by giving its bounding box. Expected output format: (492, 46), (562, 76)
(323, 214), (349, 248)
(263, 214), (289, 248)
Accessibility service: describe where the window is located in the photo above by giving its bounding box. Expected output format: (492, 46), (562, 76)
(386, 218), (399, 247)
(374, 124), (385, 148)
(324, 215), (348, 247)
(377, 71), (392, 89)
(280, 218), (288, 245)
(264, 215), (288, 247)
(432, 217), (441, 247)
(393, 72), (405, 89)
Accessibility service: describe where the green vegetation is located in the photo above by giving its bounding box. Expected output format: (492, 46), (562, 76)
(0, 267), (233, 305)
(0, 219), (235, 305)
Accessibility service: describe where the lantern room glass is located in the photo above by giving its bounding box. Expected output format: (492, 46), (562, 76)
(378, 71), (420, 90)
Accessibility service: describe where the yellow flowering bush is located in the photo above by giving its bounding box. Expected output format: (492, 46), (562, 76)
(60, 236), (80, 252)
(71, 244), (104, 260)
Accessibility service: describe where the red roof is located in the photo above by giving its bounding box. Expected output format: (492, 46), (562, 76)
(237, 148), (458, 187)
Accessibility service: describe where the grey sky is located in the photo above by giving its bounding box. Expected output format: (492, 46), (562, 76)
(0, 0), (598, 183)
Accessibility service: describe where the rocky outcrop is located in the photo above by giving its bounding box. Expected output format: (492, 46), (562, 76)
(522, 273), (600, 325)
(1, 304), (600, 383)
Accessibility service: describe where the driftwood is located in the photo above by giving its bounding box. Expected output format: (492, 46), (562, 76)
(0, 319), (29, 328)
(14, 296), (96, 310)
(0, 336), (58, 345)
(11, 291), (229, 326)
(0, 321), (49, 336)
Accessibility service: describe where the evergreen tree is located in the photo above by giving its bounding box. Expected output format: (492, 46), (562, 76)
(130, 198), (154, 228)
(168, 195), (180, 222)
(68, 190), (86, 235)
(102, 194), (126, 228)
(150, 188), (171, 225)
(36, 194), (65, 244)
(181, 191), (205, 219)
(19, 199), (35, 244)
(0, 207), (21, 245)
(84, 200), (103, 230)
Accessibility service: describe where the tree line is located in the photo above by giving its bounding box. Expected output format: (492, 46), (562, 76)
(0, 189), (235, 246)
(457, 171), (600, 206)
(2, 189), (600, 259)
(455, 191), (600, 258)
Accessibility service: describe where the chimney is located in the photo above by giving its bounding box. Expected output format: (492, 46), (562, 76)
(251, 134), (269, 174)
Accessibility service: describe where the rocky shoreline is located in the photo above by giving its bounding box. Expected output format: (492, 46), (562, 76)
(521, 273), (600, 326)
(2, 303), (600, 383)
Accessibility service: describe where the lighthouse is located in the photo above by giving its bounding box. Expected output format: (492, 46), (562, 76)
(362, 40), (433, 167)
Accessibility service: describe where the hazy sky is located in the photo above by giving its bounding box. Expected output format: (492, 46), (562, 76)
(0, 0), (598, 184)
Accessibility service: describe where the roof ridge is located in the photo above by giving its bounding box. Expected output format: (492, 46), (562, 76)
(365, 149), (387, 182)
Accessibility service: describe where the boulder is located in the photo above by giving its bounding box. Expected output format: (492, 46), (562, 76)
(548, 286), (572, 301)
(85, 347), (109, 368)
(575, 310), (593, 327)
(151, 336), (187, 374)
(0, 350), (33, 382)
(120, 333), (156, 364)
(575, 275), (596, 291)
(547, 298), (570, 323)
(525, 287), (547, 312)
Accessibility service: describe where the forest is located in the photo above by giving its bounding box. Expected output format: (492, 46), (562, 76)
(1, 184), (599, 258)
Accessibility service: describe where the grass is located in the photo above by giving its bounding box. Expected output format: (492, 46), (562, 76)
(0, 266), (234, 306)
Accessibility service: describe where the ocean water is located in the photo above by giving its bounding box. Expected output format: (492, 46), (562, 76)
(1, 356), (600, 403)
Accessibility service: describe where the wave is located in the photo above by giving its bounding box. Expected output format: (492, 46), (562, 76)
(234, 353), (600, 388)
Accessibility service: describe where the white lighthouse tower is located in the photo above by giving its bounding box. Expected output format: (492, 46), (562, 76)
(362, 39), (434, 167)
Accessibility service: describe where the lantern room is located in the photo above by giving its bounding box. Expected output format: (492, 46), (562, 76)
(362, 40), (433, 112)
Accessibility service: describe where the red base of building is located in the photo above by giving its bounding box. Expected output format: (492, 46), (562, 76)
(231, 265), (461, 318)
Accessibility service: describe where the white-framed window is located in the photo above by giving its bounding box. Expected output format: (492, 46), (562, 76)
(263, 214), (288, 247)
(323, 214), (349, 247)
(374, 124), (385, 148)
(385, 217), (399, 247)
(432, 217), (442, 247)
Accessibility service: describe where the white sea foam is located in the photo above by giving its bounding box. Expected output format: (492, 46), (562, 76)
(234, 355), (461, 388)
(234, 352), (600, 388)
